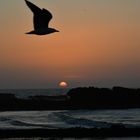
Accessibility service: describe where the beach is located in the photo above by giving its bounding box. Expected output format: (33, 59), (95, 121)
(0, 90), (140, 139)
(0, 109), (139, 139)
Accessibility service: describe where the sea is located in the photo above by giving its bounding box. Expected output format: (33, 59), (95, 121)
(0, 89), (140, 140)
(0, 88), (69, 99)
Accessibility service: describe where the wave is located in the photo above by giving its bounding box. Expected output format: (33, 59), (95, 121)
(0, 110), (139, 129)
(10, 120), (56, 129)
(0, 117), (56, 129)
(51, 111), (126, 128)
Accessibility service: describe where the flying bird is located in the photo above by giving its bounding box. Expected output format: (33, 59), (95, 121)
(25, 0), (59, 35)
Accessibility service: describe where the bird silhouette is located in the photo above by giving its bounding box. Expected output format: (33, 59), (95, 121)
(25, 0), (59, 35)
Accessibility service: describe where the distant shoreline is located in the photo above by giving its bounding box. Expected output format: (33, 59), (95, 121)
(0, 86), (140, 111)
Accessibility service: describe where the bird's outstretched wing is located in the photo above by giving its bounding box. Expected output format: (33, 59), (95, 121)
(25, 0), (53, 30)
(25, 0), (41, 14)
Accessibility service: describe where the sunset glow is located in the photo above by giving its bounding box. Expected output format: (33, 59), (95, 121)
(0, 0), (140, 88)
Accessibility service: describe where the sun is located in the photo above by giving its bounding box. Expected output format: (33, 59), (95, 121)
(59, 81), (68, 88)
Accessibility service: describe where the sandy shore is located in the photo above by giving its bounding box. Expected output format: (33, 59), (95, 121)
(0, 128), (139, 138)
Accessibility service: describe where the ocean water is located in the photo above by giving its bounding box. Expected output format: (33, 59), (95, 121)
(0, 109), (140, 139)
(0, 109), (140, 129)
(0, 89), (69, 98)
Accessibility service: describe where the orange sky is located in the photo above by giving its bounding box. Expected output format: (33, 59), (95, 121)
(0, 0), (140, 88)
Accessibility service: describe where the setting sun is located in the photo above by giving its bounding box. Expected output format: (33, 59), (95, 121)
(59, 82), (68, 88)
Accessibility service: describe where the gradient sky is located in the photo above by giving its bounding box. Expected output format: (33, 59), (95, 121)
(0, 0), (140, 89)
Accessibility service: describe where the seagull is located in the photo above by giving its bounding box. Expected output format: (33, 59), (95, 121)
(25, 0), (59, 35)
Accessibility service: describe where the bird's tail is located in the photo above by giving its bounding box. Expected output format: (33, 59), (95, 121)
(25, 31), (36, 34)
